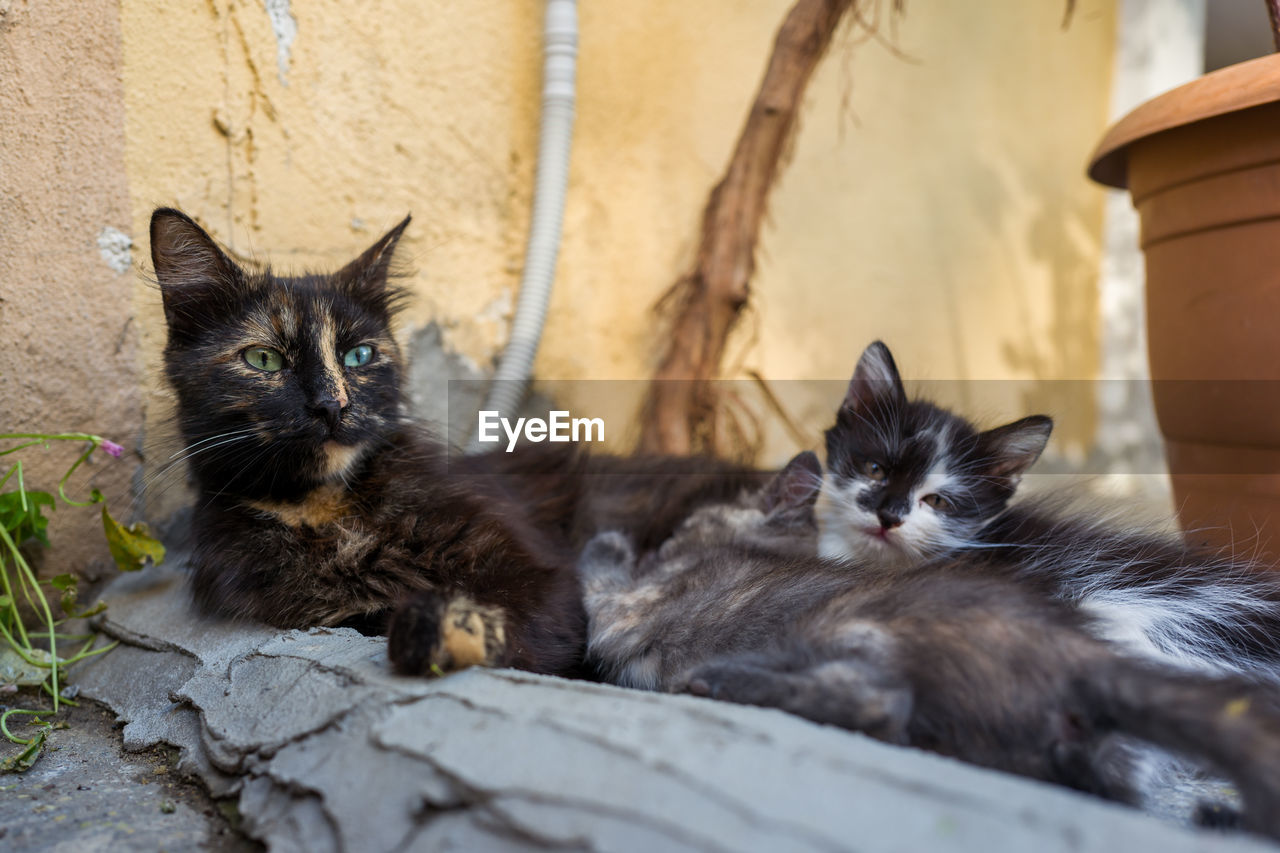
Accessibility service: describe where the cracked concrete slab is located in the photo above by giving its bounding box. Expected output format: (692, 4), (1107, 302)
(0, 697), (258, 853)
(71, 559), (1280, 853)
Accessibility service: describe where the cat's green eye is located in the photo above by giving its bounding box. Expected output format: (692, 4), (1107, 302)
(343, 345), (374, 368)
(862, 460), (886, 481)
(922, 493), (951, 512)
(244, 346), (285, 372)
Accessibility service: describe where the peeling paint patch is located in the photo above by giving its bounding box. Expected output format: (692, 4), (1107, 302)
(97, 226), (133, 274)
(477, 288), (514, 327)
(262, 0), (298, 86)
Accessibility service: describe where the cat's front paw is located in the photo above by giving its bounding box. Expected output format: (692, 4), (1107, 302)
(387, 589), (446, 676)
(577, 530), (636, 582)
(387, 590), (508, 676)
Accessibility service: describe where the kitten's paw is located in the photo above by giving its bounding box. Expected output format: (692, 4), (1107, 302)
(578, 531), (635, 579)
(387, 591), (508, 676)
(1193, 800), (1242, 831)
(679, 658), (912, 744)
(806, 660), (913, 744)
(676, 662), (758, 702)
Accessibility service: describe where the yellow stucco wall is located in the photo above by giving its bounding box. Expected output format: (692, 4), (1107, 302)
(2, 0), (1120, 572)
(120, 0), (545, 515)
(544, 0), (1117, 462)
(0, 0), (139, 578)
(748, 1), (1117, 463)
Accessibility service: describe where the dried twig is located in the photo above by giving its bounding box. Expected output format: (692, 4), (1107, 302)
(638, 0), (871, 456)
(747, 370), (813, 451)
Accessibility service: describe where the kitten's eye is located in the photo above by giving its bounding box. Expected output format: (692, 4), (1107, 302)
(343, 345), (374, 368)
(921, 493), (951, 512)
(243, 346), (285, 372)
(861, 460), (886, 481)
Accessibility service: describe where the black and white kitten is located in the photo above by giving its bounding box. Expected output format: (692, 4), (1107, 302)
(579, 454), (1280, 838)
(819, 341), (1280, 681)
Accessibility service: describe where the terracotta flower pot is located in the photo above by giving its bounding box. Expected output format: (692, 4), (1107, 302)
(1089, 54), (1280, 555)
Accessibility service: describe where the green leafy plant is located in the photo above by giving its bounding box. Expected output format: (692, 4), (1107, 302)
(0, 432), (165, 770)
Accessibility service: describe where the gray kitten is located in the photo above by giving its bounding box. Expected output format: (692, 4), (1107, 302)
(580, 452), (1280, 839)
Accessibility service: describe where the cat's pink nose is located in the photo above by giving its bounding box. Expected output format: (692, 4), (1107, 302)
(876, 510), (903, 530)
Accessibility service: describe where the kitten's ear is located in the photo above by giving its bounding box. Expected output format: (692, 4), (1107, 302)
(151, 208), (244, 337)
(844, 341), (906, 413)
(338, 215), (411, 312)
(977, 415), (1053, 482)
(762, 451), (823, 514)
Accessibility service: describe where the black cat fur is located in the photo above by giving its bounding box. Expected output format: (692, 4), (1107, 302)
(153, 208), (584, 675)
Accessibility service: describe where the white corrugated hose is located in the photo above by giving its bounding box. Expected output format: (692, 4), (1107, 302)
(469, 0), (577, 451)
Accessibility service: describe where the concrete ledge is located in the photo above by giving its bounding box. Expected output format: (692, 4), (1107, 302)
(73, 561), (1278, 853)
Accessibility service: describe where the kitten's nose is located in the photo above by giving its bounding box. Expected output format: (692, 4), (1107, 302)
(876, 509), (903, 530)
(310, 397), (344, 432)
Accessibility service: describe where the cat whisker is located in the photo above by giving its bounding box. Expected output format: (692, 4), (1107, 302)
(200, 439), (279, 510)
(141, 432), (260, 495)
(166, 427), (258, 460)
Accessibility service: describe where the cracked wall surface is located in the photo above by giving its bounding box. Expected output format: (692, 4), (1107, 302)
(117, 0), (545, 521)
(0, 0), (142, 577)
(74, 561), (1280, 853)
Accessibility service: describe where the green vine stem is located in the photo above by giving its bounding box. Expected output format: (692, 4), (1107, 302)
(0, 498), (60, 706)
(0, 431), (158, 770)
(0, 709), (47, 745)
(0, 432), (122, 506)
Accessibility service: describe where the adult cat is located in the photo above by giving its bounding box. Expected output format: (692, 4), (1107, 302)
(151, 207), (583, 676)
(818, 341), (1280, 680)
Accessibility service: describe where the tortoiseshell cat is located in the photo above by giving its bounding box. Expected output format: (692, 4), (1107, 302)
(152, 208), (584, 676)
(819, 341), (1280, 681)
(579, 453), (1280, 838)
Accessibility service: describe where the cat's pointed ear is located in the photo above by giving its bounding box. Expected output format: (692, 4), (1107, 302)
(151, 208), (244, 339)
(844, 341), (906, 413)
(338, 215), (411, 313)
(977, 415), (1053, 483)
(762, 451), (824, 514)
